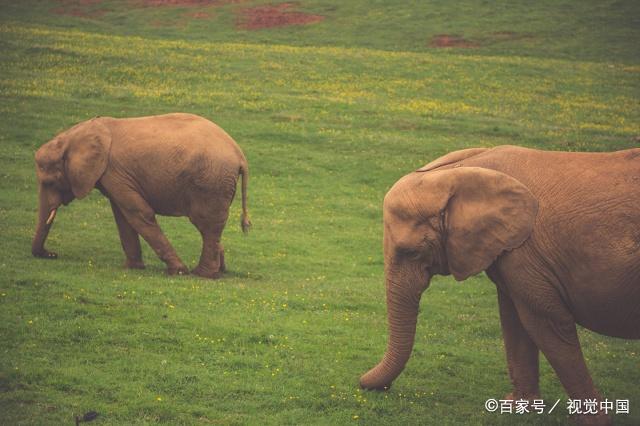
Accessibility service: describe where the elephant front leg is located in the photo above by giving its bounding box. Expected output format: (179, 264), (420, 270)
(513, 296), (610, 425)
(497, 287), (540, 400)
(113, 197), (188, 275)
(110, 200), (144, 269)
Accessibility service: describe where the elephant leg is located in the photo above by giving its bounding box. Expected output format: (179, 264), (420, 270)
(496, 287), (540, 400)
(513, 297), (609, 424)
(189, 210), (228, 279)
(111, 195), (188, 275)
(110, 200), (144, 269)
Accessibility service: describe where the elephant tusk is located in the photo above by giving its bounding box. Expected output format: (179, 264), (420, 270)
(46, 209), (57, 225)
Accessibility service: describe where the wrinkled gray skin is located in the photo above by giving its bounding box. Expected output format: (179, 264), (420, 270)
(360, 146), (640, 425)
(32, 113), (250, 278)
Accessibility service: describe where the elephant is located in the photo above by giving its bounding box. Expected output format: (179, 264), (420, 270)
(360, 145), (639, 423)
(32, 113), (251, 279)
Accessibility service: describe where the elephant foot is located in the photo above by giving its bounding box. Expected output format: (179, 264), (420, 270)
(192, 265), (223, 280)
(32, 249), (58, 259)
(125, 259), (145, 269)
(167, 264), (189, 276)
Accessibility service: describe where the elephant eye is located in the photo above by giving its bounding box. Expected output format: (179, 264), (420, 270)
(396, 247), (421, 261)
(410, 253), (423, 262)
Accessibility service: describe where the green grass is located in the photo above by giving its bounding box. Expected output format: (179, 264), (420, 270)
(1, 1), (639, 424)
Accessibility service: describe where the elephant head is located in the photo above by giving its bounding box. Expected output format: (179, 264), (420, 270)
(32, 119), (112, 258)
(360, 166), (538, 390)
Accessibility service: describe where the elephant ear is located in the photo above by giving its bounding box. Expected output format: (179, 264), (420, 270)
(63, 119), (112, 199)
(441, 167), (538, 280)
(35, 138), (66, 177)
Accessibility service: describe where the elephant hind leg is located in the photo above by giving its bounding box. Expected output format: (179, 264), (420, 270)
(189, 209), (228, 279)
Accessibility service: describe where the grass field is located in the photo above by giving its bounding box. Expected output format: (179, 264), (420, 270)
(1, 1), (639, 424)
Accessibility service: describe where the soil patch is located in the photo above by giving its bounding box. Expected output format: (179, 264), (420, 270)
(51, 8), (106, 17)
(139, 0), (237, 7)
(237, 2), (324, 30)
(137, 0), (235, 6)
(184, 11), (212, 19)
(56, 0), (103, 4)
(429, 34), (479, 48)
(51, 0), (106, 18)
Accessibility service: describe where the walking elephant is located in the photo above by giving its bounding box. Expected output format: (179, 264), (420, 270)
(32, 113), (251, 279)
(360, 145), (640, 423)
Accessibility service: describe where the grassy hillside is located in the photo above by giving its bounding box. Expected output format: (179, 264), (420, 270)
(0, 1), (639, 424)
(2, 0), (639, 63)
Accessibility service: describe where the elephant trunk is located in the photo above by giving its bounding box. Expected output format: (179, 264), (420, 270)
(360, 267), (428, 390)
(31, 186), (59, 258)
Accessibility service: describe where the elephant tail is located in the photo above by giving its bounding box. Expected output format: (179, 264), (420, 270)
(240, 164), (251, 234)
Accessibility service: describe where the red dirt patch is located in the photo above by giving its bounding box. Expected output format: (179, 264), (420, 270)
(136, 0), (241, 6)
(51, 0), (106, 18)
(184, 11), (212, 19)
(59, 0), (103, 4)
(237, 2), (324, 30)
(51, 7), (106, 17)
(429, 34), (479, 48)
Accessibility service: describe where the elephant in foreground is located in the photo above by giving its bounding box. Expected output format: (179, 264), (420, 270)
(360, 145), (639, 423)
(32, 113), (251, 278)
